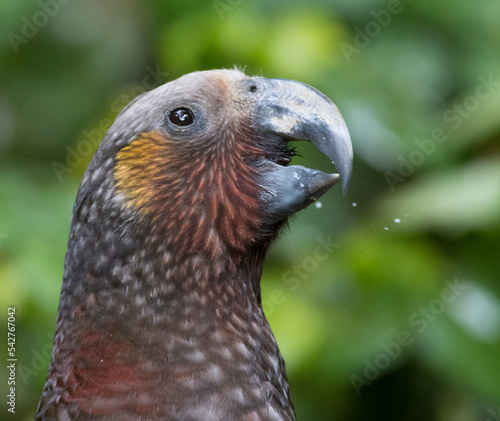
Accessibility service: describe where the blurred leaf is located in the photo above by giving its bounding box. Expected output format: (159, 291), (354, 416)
(378, 158), (500, 234)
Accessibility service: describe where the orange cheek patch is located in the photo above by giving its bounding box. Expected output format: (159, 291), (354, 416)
(114, 131), (171, 212)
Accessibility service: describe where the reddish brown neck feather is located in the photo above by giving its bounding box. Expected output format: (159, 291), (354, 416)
(115, 130), (265, 259)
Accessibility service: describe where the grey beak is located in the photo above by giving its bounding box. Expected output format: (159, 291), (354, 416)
(247, 78), (353, 224)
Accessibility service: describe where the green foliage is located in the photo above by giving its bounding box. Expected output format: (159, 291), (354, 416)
(1, 1), (499, 419)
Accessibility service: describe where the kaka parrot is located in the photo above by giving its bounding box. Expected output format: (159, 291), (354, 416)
(36, 69), (352, 420)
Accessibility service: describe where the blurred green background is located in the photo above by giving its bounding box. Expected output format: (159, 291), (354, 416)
(1, 0), (500, 420)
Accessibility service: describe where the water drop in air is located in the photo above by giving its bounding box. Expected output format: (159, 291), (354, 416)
(384, 227), (389, 230)
(315, 201), (322, 209)
(352, 202), (357, 207)
(394, 218), (401, 223)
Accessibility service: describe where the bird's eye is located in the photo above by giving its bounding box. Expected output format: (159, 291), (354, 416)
(169, 108), (194, 126)
(249, 85), (257, 93)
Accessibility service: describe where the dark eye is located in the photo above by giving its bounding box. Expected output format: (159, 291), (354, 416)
(249, 85), (257, 93)
(169, 108), (194, 126)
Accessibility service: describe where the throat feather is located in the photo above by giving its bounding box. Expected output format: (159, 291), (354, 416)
(114, 131), (263, 257)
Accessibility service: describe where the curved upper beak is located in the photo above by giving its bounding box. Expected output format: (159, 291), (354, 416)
(248, 77), (353, 224)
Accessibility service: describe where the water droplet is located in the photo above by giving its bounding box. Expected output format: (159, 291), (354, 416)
(384, 227), (389, 230)
(315, 201), (322, 209)
(394, 218), (401, 223)
(352, 202), (357, 207)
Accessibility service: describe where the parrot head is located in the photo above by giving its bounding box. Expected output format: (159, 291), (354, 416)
(109, 69), (352, 259)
